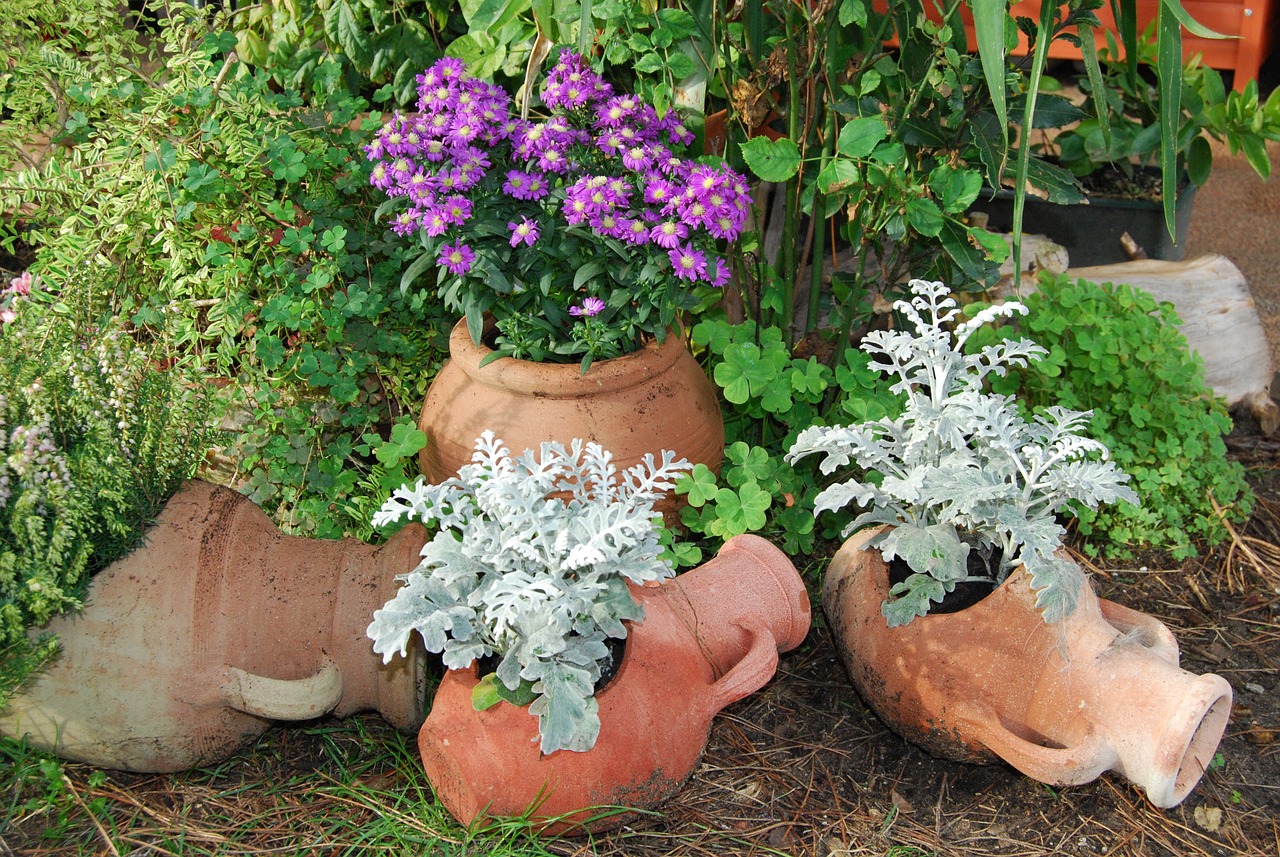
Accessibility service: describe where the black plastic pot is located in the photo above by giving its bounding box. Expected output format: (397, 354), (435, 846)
(970, 179), (1197, 268)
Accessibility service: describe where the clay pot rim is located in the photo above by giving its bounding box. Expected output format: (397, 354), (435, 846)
(441, 587), (651, 721)
(447, 317), (688, 397)
(847, 525), (1044, 630)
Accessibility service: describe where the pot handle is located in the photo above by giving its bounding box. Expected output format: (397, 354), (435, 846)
(705, 617), (780, 716)
(953, 701), (1112, 787)
(223, 659), (345, 721)
(1097, 597), (1180, 665)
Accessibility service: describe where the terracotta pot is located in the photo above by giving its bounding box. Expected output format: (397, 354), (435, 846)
(0, 480), (426, 772)
(418, 320), (724, 496)
(823, 527), (1233, 808)
(418, 534), (811, 833)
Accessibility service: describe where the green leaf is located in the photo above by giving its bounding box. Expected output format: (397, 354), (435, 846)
(714, 342), (774, 404)
(928, 165), (983, 214)
(739, 137), (802, 182)
(325, 0), (373, 67)
(838, 0), (867, 27)
(446, 32), (504, 79)
(400, 252), (436, 295)
(471, 673), (504, 710)
(971, 0), (1009, 164)
(836, 117), (888, 158)
(1157, 3), (1181, 240)
(375, 420), (428, 466)
(905, 197), (943, 237)
(676, 463), (721, 507)
(816, 159), (861, 194)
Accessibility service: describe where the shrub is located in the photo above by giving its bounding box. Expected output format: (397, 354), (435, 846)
(2, 9), (453, 537)
(973, 273), (1252, 559)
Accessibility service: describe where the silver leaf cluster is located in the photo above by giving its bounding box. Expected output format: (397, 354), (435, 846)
(788, 279), (1139, 626)
(367, 430), (691, 754)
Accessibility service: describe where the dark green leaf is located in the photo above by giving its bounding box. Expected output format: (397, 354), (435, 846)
(739, 136), (802, 182)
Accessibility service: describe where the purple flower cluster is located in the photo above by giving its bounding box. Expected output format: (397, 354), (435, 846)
(366, 51), (752, 329)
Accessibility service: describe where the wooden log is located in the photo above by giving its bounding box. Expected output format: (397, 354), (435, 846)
(1065, 254), (1279, 435)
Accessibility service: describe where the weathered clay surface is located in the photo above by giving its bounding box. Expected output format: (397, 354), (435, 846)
(823, 527), (1233, 808)
(0, 480), (427, 772)
(418, 320), (724, 502)
(418, 534), (811, 834)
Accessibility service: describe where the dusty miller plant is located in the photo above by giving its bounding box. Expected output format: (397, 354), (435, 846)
(787, 279), (1139, 627)
(367, 431), (691, 754)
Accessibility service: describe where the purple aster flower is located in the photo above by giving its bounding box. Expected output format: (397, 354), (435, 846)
(537, 147), (569, 173)
(503, 170), (534, 199)
(650, 220), (688, 249)
(622, 145), (652, 171)
(668, 244), (707, 281)
(438, 241), (475, 275)
(435, 57), (467, 81)
(710, 256), (731, 288)
(508, 217), (540, 247)
(523, 173), (550, 200)
(391, 210), (419, 236)
(643, 176), (675, 206)
(591, 210), (622, 237)
(421, 207), (450, 237)
(569, 296), (606, 317)
(619, 217), (650, 245)
(441, 195), (473, 225)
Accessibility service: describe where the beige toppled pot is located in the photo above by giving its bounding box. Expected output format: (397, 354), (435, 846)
(824, 527), (1233, 809)
(0, 480), (426, 772)
(418, 534), (812, 834)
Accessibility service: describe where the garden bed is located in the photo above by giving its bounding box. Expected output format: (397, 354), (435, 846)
(4, 433), (1277, 857)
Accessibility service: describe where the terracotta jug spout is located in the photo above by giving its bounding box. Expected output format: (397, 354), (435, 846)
(823, 527), (1233, 808)
(952, 588), (1234, 809)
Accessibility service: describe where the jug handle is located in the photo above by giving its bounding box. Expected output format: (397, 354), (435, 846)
(953, 701), (1112, 787)
(1097, 598), (1180, 665)
(223, 659), (345, 721)
(705, 617), (779, 715)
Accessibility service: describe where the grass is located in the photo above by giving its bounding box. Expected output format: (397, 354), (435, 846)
(1, 717), (572, 856)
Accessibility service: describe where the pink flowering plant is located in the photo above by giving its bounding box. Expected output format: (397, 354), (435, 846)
(366, 51), (752, 369)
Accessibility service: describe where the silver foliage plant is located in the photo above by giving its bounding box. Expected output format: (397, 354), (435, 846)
(787, 279), (1139, 626)
(367, 430), (691, 754)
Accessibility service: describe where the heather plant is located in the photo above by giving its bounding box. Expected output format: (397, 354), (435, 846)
(368, 51), (752, 369)
(0, 299), (212, 709)
(787, 280), (1138, 626)
(971, 274), (1252, 560)
(368, 431), (691, 754)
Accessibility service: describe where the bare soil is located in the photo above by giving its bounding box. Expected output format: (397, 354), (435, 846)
(4, 432), (1279, 857)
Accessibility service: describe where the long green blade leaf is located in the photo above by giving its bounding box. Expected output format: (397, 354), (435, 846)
(1010, 0), (1057, 292)
(1157, 1), (1182, 239)
(971, 0), (1009, 162)
(1162, 0), (1230, 39)
(1078, 23), (1110, 148)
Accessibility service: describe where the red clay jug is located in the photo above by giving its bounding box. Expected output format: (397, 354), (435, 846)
(824, 527), (1233, 808)
(0, 480), (426, 772)
(418, 320), (724, 497)
(417, 534), (811, 833)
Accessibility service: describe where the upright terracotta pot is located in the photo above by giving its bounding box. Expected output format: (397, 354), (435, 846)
(418, 534), (811, 833)
(824, 527), (1233, 808)
(0, 480), (426, 772)
(418, 320), (724, 491)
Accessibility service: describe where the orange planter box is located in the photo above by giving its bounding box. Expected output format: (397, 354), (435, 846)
(880, 0), (1276, 90)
